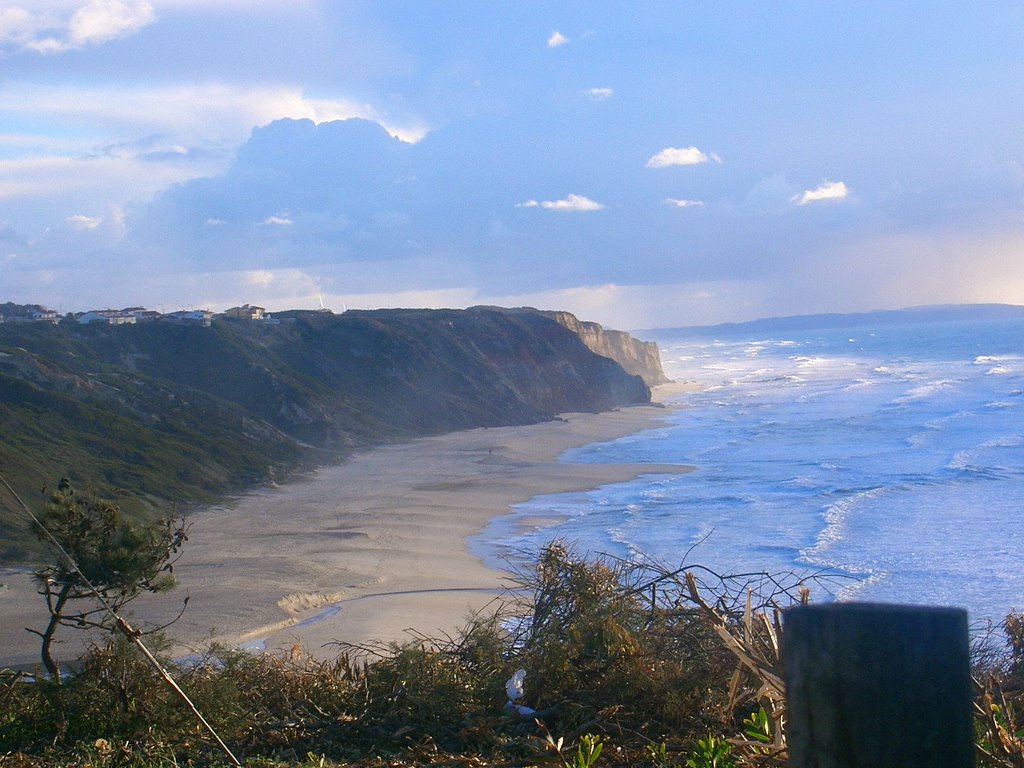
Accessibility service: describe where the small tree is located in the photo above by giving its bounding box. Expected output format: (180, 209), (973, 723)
(28, 479), (188, 682)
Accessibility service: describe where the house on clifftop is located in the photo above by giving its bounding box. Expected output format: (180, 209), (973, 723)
(124, 307), (163, 323)
(165, 310), (214, 326)
(223, 304), (268, 321)
(76, 310), (136, 325)
(31, 309), (60, 324)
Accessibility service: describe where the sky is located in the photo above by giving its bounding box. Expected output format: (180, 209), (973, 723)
(2, 1), (1024, 329)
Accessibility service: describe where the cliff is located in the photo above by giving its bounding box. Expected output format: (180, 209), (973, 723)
(0, 307), (652, 561)
(539, 310), (672, 387)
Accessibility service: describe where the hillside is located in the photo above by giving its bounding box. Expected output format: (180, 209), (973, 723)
(643, 302), (1024, 337)
(0, 306), (654, 562)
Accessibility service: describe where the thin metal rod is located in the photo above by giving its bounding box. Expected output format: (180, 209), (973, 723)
(0, 473), (243, 767)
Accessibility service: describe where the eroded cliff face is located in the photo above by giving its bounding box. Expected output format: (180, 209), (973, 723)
(539, 310), (672, 387)
(0, 306), (650, 559)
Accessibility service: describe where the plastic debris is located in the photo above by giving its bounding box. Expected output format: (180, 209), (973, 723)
(504, 668), (535, 715)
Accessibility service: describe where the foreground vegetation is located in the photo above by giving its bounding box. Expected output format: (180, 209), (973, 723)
(3, 543), (1024, 767)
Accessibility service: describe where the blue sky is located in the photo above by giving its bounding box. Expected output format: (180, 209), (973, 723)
(2, 1), (1024, 328)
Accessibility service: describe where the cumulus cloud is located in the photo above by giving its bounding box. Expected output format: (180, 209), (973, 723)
(583, 87), (613, 101)
(547, 30), (568, 47)
(645, 146), (718, 168)
(2, 1), (155, 54)
(66, 213), (102, 229)
(13, 115), (886, 324)
(518, 194), (604, 212)
(791, 180), (850, 205)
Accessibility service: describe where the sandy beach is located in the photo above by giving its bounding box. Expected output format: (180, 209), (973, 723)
(0, 385), (691, 670)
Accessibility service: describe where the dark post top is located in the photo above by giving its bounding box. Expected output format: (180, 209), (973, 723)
(783, 602), (973, 768)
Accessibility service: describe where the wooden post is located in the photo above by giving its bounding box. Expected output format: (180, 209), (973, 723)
(783, 603), (973, 768)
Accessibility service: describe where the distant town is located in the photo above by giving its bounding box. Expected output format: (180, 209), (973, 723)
(0, 303), (311, 327)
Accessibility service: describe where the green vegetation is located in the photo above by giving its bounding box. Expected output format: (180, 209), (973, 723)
(684, 735), (734, 768)
(27, 480), (187, 682)
(14, 541), (1022, 767)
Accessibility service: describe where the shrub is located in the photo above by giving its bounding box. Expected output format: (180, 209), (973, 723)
(505, 542), (734, 738)
(0, 542), (842, 767)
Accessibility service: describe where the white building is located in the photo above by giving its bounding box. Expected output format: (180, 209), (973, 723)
(165, 310), (214, 326)
(77, 310), (137, 325)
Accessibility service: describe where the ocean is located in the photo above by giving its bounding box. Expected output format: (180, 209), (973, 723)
(471, 308), (1024, 624)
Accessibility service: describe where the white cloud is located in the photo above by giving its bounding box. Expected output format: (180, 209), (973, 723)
(261, 214), (293, 226)
(518, 194), (604, 212)
(3, 1), (155, 54)
(583, 87), (613, 101)
(547, 30), (568, 47)
(68, 0), (154, 46)
(0, 81), (427, 238)
(246, 270), (275, 287)
(0, 0), (313, 54)
(544, 195), (603, 211)
(0, 7), (35, 47)
(66, 213), (102, 229)
(645, 146), (716, 168)
(791, 180), (849, 205)
(205, 217), (226, 225)
(0, 153), (214, 206)
(663, 198), (705, 208)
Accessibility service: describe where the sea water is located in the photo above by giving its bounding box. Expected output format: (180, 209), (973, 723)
(471, 312), (1024, 623)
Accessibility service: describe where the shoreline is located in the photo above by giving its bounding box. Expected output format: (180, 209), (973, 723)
(0, 384), (693, 669)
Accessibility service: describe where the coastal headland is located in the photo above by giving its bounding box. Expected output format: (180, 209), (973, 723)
(0, 384), (692, 670)
(0, 305), (662, 562)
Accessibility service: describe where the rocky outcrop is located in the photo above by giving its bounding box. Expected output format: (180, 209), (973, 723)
(538, 310), (671, 387)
